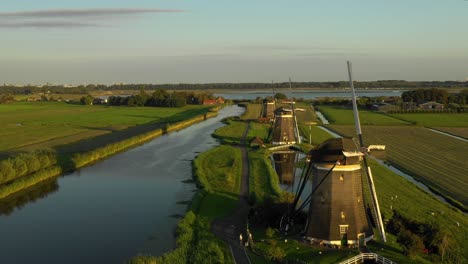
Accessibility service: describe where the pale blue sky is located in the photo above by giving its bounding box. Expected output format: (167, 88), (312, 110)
(1, 0), (467, 84)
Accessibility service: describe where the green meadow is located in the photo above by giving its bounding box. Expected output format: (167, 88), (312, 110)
(0, 101), (211, 154)
(317, 105), (410, 125)
(389, 113), (468, 127)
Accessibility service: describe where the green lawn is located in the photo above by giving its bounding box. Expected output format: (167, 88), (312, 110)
(249, 227), (359, 264)
(194, 145), (242, 194)
(317, 105), (410, 126)
(248, 149), (281, 202)
(241, 103), (263, 120)
(213, 119), (248, 144)
(389, 113), (468, 127)
(294, 102), (320, 124)
(247, 122), (271, 143)
(369, 158), (467, 262)
(299, 124), (334, 146)
(0, 101), (210, 153)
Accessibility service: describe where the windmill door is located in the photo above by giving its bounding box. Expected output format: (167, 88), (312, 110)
(357, 233), (366, 247)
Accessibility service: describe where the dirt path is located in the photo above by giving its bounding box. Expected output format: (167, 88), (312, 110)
(211, 121), (251, 264)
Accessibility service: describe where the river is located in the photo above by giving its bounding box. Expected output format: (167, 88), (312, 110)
(0, 105), (244, 264)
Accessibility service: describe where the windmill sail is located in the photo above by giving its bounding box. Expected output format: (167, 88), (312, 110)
(347, 61), (387, 243)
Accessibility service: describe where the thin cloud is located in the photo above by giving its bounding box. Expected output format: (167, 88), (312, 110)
(232, 45), (342, 51)
(0, 8), (184, 18)
(0, 21), (101, 28)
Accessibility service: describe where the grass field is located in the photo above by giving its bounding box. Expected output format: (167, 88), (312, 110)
(248, 149), (281, 202)
(317, 105), (410, 125)
(247, 122), (271, 143)
(194, 145), (242, 194)
(213, 119), (248, 144)
(389, 113), (468, 127)
(241, 103), (262, 120)
(328, 125), (468, 210)
(298, 124), (334, 146)
(0, 101), (210, 154)
(368, 158), (467, 262)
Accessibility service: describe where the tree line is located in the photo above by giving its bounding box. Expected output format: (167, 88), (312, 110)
(2, 80), (468, 95)
(401, 88), (468, 105)
(80, 89), (218, 108)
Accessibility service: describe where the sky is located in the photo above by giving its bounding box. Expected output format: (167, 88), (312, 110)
(0, 0), (467, 84)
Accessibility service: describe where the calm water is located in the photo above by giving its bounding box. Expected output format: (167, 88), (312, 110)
(0, 105), (244, 264)
(215, 89), (403, 100)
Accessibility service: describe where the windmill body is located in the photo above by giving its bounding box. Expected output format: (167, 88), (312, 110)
(272, 109), (296, 145)
(305, 138), (373, 246)
(262, 100), (276, 121)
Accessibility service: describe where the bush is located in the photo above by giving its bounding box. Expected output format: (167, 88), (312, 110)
(80, 95), (93, 105)
(265, 227), (275, 238)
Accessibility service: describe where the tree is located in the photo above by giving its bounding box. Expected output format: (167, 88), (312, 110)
(274, 93), (287, 100)
(398, 229), (424, 259)
(80, 95), (93, 105)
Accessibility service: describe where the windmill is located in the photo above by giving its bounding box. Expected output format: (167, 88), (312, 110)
(282, 61), (386, 247)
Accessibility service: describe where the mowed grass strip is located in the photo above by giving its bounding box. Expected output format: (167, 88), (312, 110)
(241, 103), (263, 120)
(389, 113), (468, 127)
(329, 125), (468, 208)
(290, 102), (320, 125)
(249, 149), (281, 202)
(213, 120), (248, 144)
(0, 101), (210, 152)
(194, 145), (242, 194)
(299, 124), (334, 145)
(247, 122), (271, 142)
(317, 105), (410, 125)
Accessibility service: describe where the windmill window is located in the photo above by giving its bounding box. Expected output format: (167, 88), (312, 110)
(340, 174), (344, 181)
(339, 225), (349, 234)
(341, 211), (346, 220)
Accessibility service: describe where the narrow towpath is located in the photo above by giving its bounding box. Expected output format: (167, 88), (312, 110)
(211, 121), (251, 264)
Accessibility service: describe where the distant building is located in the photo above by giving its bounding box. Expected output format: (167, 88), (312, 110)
(216, 97), (225, 104)
(418, 101), (444, 109)
(203, 99), (217, 105)
(203, 97), (225, 105)
(250, 137), (265, 148)
(262, 100), (276, 121)
(371, 103), (399, 112)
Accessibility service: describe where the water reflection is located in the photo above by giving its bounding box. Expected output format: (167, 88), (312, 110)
(273, 152), (297, 186)
(0, 178), (59, 215)
(0, 105), (245, 264)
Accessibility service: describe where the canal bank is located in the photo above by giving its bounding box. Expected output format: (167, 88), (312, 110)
(0, 105), (244, 264)
(0, 108), (219, 201)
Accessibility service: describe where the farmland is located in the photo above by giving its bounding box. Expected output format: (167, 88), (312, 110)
(0, 101), (211, 154)
(431, 127), (468, 139)
(328, 125), (468, 210)
(317, 105), (410, 125)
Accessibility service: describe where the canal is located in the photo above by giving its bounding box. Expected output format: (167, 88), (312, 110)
(0, 105), (244, 264)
